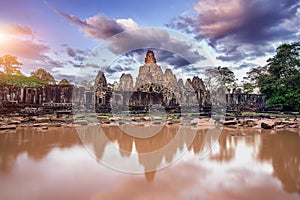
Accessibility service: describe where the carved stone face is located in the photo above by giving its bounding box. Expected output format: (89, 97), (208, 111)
(145, 50), (157, 64)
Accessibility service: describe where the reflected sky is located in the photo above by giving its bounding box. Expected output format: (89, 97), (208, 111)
(0, 127), (299, 200)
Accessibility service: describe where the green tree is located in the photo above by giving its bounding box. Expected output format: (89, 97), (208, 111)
(258, 42), (300, 111)
(205, 66), (236, 90)
(0, 55), (23, 75)
(0, 74), (44, 87)
(58, 79), (70, 85)
(30, 68), (56, 85)
(242, 82), (255, 93)
(243, 65), (268, 92)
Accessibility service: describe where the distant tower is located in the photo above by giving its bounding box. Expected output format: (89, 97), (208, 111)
(144, 50), (157, 64)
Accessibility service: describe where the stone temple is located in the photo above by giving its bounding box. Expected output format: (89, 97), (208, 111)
(95, 50), (211, 114)
(0, 50), (265, 115)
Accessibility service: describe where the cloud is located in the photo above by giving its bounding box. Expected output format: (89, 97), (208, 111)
(169, 0), (300, 62)
(238, 62), (258, 70)
(107, 29), (207, 66)
(124, 48), (205, 70)
(55, 9), (207, 65)
(65, 46), (89, 62)
(0, 38), (50, 61)
(52, 73), (76, 83)
(4, 23), (33, 36)
(54, 8), (139, 40)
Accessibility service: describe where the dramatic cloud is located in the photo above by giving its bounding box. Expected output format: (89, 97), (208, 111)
(55, 8), (207, 66)
(54, 8), (139, 40)
(54, 9), (212, 79)
(102, 65), (133, 74)
(169, 0), (300, 62)
(125, 49), (192, 69)
(107, 28), (207, 67)
(65, 46), (89, 62)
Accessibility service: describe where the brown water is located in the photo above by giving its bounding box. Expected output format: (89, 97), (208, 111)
(0, 126), (299, 200)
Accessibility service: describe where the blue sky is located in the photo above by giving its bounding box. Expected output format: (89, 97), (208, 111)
(0, 0), (299, 83)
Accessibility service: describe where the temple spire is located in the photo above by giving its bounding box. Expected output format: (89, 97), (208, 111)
(144, 50), (156, 64)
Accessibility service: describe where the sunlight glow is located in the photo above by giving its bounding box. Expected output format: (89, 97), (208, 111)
(0, 32), (7, 42)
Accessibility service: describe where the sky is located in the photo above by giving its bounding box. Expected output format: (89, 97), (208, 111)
(0, 0), (299, 84)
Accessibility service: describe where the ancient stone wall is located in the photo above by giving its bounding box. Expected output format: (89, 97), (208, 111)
(0, 51), (266, 115)
(0, 85), (74, 114)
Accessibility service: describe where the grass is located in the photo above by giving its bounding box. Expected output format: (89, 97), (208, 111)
(241, 111), (300, 118)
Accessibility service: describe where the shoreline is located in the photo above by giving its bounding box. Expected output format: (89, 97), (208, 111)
(0, 114), (299, 134)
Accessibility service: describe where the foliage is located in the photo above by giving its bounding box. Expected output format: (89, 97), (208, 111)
(0, 74), (45, 87)
(258, 42), (300, 111)
(243, 65), (268, 92)
(58, 79), (70, 85)
(0, 55), (23, 75)
(30, 68), (56, 85)
(204, 66), (236, 91)
(242, 82), (255, 93)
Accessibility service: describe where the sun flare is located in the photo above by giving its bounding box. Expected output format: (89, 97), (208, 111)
(0, 32), (7, 42)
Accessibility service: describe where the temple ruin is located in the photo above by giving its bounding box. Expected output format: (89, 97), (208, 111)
(94, 50), (265, 114)
(0, 50), (265, 115)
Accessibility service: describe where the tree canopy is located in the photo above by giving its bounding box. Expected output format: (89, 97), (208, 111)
(205, 66), (236, 91)
(0, 55), (23, 75)
(0, 74), (44, 87)
(58, 79), (70, 85)
(30, 68), (56, 85)
(258, 42), (300, 111)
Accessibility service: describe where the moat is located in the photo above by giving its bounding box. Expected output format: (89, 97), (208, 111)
(0, 127), (299, 200)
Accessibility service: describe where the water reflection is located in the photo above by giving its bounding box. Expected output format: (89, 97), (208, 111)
(78, 125), (205, 177)
(258, 131), (300, 193)
(0, 127), (299, 200)
(0, 127), (80, 172)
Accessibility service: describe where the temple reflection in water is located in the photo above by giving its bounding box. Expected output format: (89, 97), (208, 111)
(0, 126), (299, 196)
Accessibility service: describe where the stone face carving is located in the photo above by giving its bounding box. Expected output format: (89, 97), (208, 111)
(177, 79), (184, 88)
(136, 51), (164, 88)
(94, 71), (107, 88)
(185, 78), (193, 90)
(163, 69), (177, 87)
(192, 76), (206, 91)
(86, 50), (265, 113)
(118, 73), (133, 91)
(94, 71), (112, 112)
(144, 50), (157, 64)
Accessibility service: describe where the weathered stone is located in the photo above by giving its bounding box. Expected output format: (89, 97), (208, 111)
(223, 120), (237, 126)
(0, 125), (16, 130)
(135, 64), (164, 88)
(163, 69), (177, 87)
(192, 76), (206, 91)
(95, 71), (112, 113)
(33, 123), (49, 127)
(118, 73), (133, 91)
(261, 122), (273, 129)
(7, 120), (21, 125)
(109, 117), (121, 122)
(95, 71), (107, 88)
(152, 116), (162, 121)
(97, 116), (109, 120)
(177, 79), (184, 88)
(145, 50), (156, 64)
(275, 124), (286, 129)
(74, 120), (88, 125)
(185, 78), (193, 90)
(190, 118), (199, 126)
